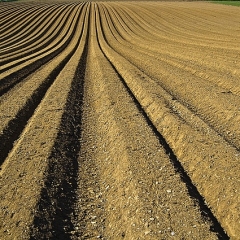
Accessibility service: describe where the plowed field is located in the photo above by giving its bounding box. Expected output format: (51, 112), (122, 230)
(0, 1), (240, 239)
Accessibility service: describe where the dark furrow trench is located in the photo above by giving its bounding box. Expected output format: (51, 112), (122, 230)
(30, 11), (90, 240)
(0, 5), (81, 95)
(0, 5), (86, 168)
(97, 37), (229, 240)
(99, 6), (239, 152)
(0, 5), (69, 55)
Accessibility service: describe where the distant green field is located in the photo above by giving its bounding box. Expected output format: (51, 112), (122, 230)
(212, 1), (240, 6)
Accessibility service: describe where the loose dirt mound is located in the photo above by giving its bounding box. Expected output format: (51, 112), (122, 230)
(0, 2), (239, 239)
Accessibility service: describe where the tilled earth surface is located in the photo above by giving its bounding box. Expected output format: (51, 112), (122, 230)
(0, 1), (240, 239)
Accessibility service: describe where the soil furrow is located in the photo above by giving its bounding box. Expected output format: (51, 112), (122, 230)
(102, 4), (239, 148)
(107, 4), (240, 96)
(72, 5), (220, 239)
(0, 4), (27, 21)
(100, 4), (240, 151)
(30, 5), (90, 239)
(0, 4), (37, 29)
(0, 5), (51, 43)
(0, 3), (48, 24)
(0, 4), (75, 62)
(0, 4), (86, 166)
(105, 2), (238, 145)
(0, 2), (240, 239)
(0, 5), (82, 96)
(0, 4), (67, 53)
(0, 3), (89, 239)
(103, 10), (236, 153)
(0, 4), (78, 70)
(0, 4), (50, 39)
(97, 4), (239, 238)
(115, 2), (240, 72)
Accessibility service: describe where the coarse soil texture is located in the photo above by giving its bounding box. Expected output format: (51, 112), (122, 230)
(0, 1), (240, 239)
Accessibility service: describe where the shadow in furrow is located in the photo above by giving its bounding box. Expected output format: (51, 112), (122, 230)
(0, 5), (80, 96)
(0, 51), (73, 167)
(0, 58), (70, 166)
(0, 5), (68, 55)
(0, 6), (39, 35)
(30, 23), (89, 240)
(0, 5), (86, 167)
(103, 59), (229, 240)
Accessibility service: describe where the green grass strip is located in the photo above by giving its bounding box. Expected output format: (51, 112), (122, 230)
(211, 1), (240, 6)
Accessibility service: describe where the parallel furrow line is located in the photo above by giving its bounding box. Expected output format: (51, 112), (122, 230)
(106, 7), (240, 97)
(0, 4), (65, 51)
(99, 5), (237, 146)
(0, 4), (29, 21)
(97, 3), (239, 238)
(0, 4), (37, 27)
(30, 4), (90, 239)
(100, 4), (240, 151)
(72, 6), (219, 239)
(0, 4), (85, 167)
(0, 4), (82, 95)
(0, 4), (50, 38)
(0, 4), (74, 60)
(0, 4), (89, 239)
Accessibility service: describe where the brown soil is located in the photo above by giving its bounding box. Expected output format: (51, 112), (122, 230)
(0, 1), (240, 239)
